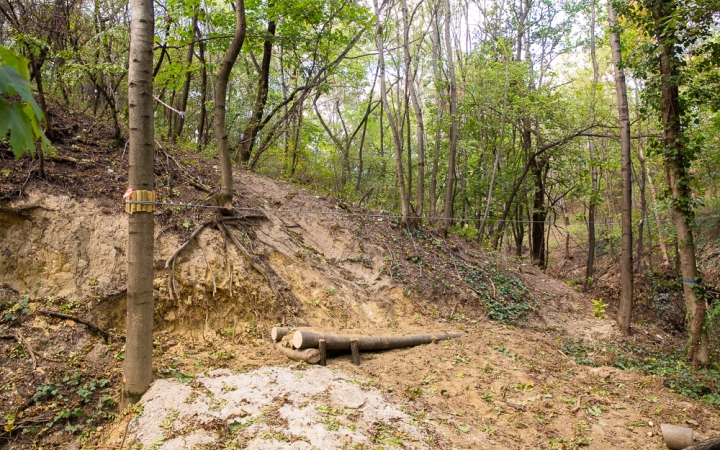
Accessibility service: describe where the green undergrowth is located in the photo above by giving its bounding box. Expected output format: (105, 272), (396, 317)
(373, 226), (533, 324)
(561, 338), (720, 408)
(457, 260), (532, 322)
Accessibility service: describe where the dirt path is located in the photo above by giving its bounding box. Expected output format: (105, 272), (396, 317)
(98, 317), (720, 450)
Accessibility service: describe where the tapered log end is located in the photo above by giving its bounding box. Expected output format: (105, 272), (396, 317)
(292, 331), (303, 349)
(271, 327), (279, 341)
(307, 350), (321, 365)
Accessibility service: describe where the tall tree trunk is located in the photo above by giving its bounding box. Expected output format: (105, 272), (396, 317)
(609, 4), (634, 335)
(585, 0), (599, 290)
(439, 0), (458, 236)
(429, 0), (443, 220)
(530, 155), (547, 268)
(123, 0), (154, 407)
(214, 0), (246, 203)
(355, 71), (378, 193)
(171, 14), (197, 144)
(401, 0), (425, 218)
(653, 0), (709, 365)
(239, 13), (276, 164)
(166, 90), (176, 141)
(374, 0), (410, 227)
(646, 166), (672, 266)
(513, 203), (524, 256)
(637, 145), (647, 273)
(197, 44), (207, 148)
(563, 200), (572, 259)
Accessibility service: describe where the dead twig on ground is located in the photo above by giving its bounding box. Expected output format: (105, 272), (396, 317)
(14, 330), (36, 370)
(571, 395), (583, 413)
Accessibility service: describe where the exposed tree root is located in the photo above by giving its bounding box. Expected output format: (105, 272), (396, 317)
(165, 217), (256, 300)
(165, 221), (214, 301)
(219, 222), (279, 298)
(38, 310), (111, 342)
(0, 205), (57, 217)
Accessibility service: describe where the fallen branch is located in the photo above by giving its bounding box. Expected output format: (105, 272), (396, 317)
(190, 180), (212, 193)
(506, 401), (525, 411)
(571, 395), (583, 414)
(684, 437), (720, 450)
(38, 310), (111, 342)
(292, 330), (463, 351)
(274, 342), (321, 364)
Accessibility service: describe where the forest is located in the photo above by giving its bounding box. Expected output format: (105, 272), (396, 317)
(2, 0), (720, 446)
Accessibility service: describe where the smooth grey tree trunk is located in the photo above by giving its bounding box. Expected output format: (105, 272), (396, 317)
(585, 0), (599, 290)
(123, 0), (155, 407)
(374, 0), (410, 227)
(439, 0), (458, 237)
(429, 0), (443, 220)
(401, 0), (425, 218)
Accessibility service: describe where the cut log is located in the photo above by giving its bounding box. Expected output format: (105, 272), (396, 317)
(292, 330), (463, 351)
(271, 326), (292, 342)
(274, 342), (321, 364)
(662, 424), (694, 449)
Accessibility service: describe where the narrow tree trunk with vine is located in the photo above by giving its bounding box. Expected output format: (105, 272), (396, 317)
(609, 4), (633, 335)
(653, 0), (709, 365)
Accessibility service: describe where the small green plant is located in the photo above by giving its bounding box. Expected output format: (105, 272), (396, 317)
(324, 286), (337, 296)
(405, 386), (423, 400)
(1, 297), (30, 323)
(592, 299), (608, 319)
(59, 299), (80, 313)
(8, 342), (29, 359)
(323, 417), (339, 431)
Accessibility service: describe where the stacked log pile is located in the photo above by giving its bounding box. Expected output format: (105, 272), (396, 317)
(271, 327), (463, 365)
